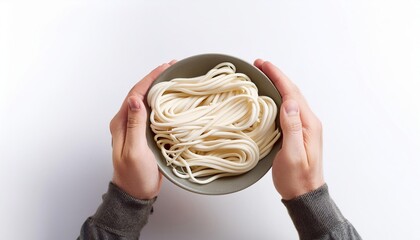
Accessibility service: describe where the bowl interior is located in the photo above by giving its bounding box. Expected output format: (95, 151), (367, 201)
(145, 54), (282, 195)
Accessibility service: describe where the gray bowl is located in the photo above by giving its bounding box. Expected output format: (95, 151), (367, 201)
(146, 53), (282, 195)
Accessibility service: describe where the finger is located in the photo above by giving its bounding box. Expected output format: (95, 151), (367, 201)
(279, 100), (306, 163)
(261, 61), (297, 98)
(260, 61), (319, 129)
(169, 59), (177, 65)
(124, 95), (148, 151)
(123, 63), (171, 112)
(254, 59), (264, 70)
(130, 62), (171, 101)
(114, 62), (172, 127)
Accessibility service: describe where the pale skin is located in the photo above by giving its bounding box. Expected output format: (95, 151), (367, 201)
(110, 59), (324, 200)
(110, 60), (176, 200)
(254, 59), (325, 200)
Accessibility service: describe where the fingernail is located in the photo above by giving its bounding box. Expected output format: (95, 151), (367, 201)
(285, 100), (299, 116)
(128, 97), (140, 111)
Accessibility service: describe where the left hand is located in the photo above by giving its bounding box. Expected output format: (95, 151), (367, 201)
(110, 61), (175, 200)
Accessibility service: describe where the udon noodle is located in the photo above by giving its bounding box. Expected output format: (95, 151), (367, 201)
(147, 62), (280, 184)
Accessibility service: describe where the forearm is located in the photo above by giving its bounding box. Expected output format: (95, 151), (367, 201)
(78, 182), (155, 240)
(282, 184), (362, 240)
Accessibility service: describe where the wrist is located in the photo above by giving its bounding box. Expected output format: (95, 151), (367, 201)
(276, 175), (325, 200)
(91, 182), (156, 238)
(282, 184), (346, 239)
(112, 173), (160, 200)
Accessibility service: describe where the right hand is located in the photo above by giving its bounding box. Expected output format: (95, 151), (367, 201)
(254, 59), (325, 200)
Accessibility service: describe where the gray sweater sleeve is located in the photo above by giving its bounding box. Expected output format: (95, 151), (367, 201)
(282, 184), (362, 240)
(78, 182), (155, 240)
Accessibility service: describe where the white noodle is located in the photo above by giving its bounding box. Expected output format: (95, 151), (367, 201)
(147, 62), (280, 184)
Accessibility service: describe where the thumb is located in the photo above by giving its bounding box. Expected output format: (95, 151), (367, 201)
(125, 95), (148, 147)
(280, 100), (305, 151)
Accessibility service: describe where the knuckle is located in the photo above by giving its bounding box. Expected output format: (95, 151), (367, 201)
(312, 117), (323, 132)
(109, 118), (116, 133)
(286, 121), (302, 133)
(305, 114), (322, 134)
(127, 116), (139, 129)
(281, 86), (301, 101)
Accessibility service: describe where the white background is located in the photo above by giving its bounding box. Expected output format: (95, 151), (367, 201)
(1, 0), (419, 239)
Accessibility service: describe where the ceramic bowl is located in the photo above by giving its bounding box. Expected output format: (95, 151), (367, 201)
(146, 53), (282, 195)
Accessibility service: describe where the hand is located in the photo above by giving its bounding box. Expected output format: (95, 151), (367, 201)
(110, 61), (175, 200)
(254, 59), (325, 200)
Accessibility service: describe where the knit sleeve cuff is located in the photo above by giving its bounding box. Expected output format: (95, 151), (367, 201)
(91, 182), (156, 238)
(282, 184), (346, 240)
